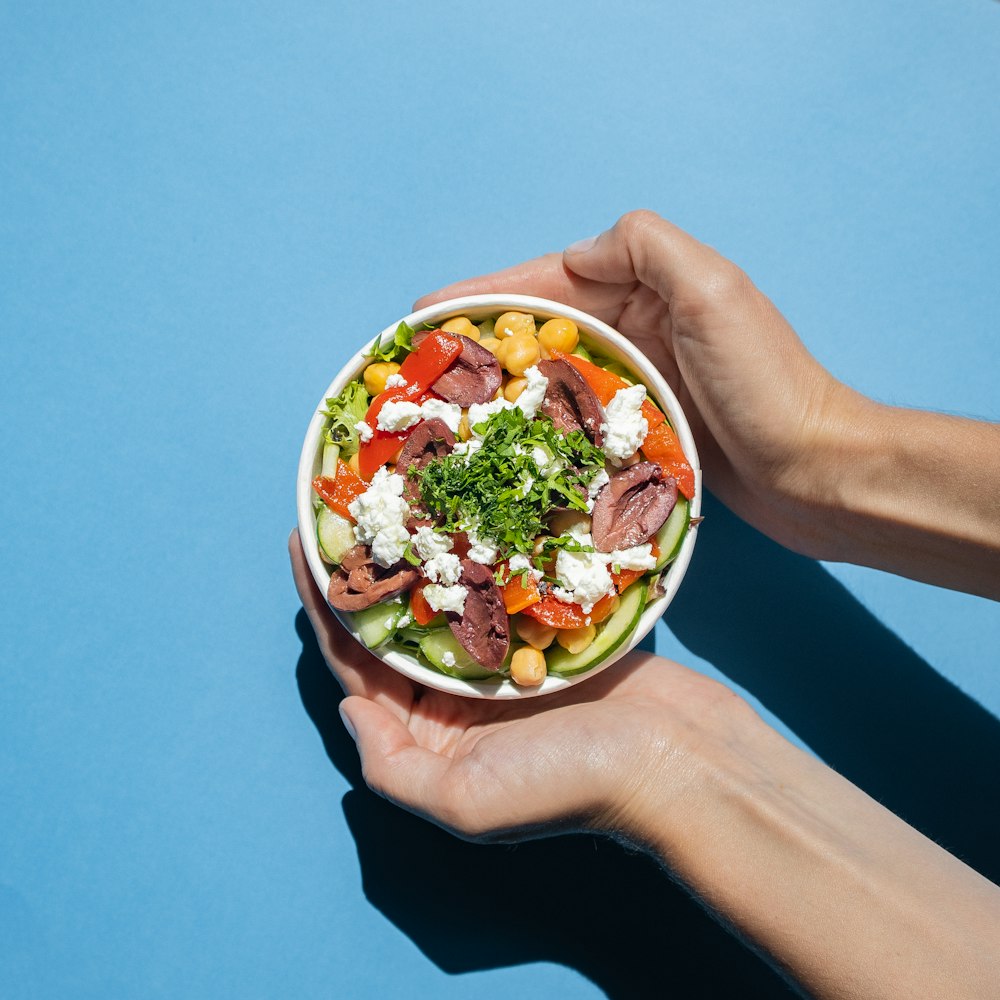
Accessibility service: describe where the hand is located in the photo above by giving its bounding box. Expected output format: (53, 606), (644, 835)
(289, 530), (750, 843)
(414, 210), (864, 558)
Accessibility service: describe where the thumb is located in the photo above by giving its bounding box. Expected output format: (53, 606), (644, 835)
(563, 210), (744, 310)
(339, 695), (454, 817)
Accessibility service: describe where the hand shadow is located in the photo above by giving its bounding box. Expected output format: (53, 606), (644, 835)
(294, 492), (1000, 998)
(295, 618), (795, 998)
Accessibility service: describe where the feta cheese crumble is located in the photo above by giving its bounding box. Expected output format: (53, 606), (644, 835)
(411, 525), (453, 561)
(384, 373), (407, 389)
(601, 384), (649, 465)
(508, 553), (543, 582)
(355, 420), (374, 443)
(553, 537), (616, 613)
(441, 651), (456, 668)
(467, 397), (513, 437)
(423, 583), (467, 615)
(377, 400), (424, 432)
(423, 551), (462, 586)
(418, 398), (463, 433)
(348, 468), (411, 568)
(607, 543), (657, 572)
(465, 525), (499, 565)
(514, 365), (549, 419)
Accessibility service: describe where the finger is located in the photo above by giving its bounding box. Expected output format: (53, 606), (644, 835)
(288, 530), (417, 718)
(563, 209), (747, 312)
(340, 695), (460, 827)
(412, 252), (635, 327)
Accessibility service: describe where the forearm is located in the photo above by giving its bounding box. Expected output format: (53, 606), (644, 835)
(802, 393), (1000, 599)
(622, 708), (1000, 999)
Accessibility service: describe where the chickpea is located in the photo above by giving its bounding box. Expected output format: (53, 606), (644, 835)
(510, 646), (547, 686)
(556, 624), (597, 655)
(479, 336), (503, 356)
(538, 317), (579, 358)
(347, 451), (362, 475)
(457, 414), (471, 441)
(442, 316), (480, 341)
(363, 362), (401, 396)
(515, 615), (557, 650)
(502, 335), (541, 377)
(549, 511), (591, 537)
(504, 376), (528, 402)
(495, 310), (537, 339)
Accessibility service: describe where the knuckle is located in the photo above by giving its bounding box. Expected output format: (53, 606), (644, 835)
(617, 208), (662, 240)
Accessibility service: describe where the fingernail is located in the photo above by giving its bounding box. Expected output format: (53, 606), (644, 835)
(339, 704), (357, 742)
(565, 235), (598, 255)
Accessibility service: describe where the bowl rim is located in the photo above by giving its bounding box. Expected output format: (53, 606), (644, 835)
(296, 292), (702, 699)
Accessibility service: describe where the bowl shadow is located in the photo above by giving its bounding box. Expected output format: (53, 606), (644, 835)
(294, 491), (1000, 998)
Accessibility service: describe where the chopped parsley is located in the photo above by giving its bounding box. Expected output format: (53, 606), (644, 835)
(419, 407), (604, 557)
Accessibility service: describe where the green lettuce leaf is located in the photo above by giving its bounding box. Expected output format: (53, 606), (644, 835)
(322, 380), (370, 457)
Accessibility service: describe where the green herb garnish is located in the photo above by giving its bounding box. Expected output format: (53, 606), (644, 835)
(419, 407), (604, 557)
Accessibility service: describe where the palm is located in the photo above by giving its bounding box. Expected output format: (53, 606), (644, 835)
(291, 532), (704, 841)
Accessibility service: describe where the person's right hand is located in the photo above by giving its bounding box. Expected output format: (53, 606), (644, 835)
(415, 210), (865, 558)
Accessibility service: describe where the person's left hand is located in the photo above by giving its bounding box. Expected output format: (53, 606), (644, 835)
(289, 530), (753, 844)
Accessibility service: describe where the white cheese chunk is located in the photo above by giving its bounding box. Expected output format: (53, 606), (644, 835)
(467, 397), (513, 438)
(355, 420), (374, 443)
(424, 583), (467, 615)
(424, 551), (462, 586)
(377, 400), (424, 432)
(441, 651), (456, 667)
(601, 384), (649, 465)
(348, 468), (411, 568)
(466, 527), (499, 565)
(607, 543), (657, 572)
(411, 525), (453, 561)
(515, 365), (549, 419)
(384, 373), (407, 389)
(419, 398), (463, 433)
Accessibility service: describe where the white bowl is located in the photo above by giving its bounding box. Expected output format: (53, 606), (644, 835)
(296, 293), (702, 699)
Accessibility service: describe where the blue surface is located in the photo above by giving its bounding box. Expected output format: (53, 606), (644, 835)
(3, 2), (999, 997)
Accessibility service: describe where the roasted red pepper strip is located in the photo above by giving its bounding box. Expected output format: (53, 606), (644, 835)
(498, 562), (542, 614)
(358, 331), (463, 479)
(641, 422), (696, 500)
(312, 463), (367, 521)
(523, 591), (617, 629)
(408, 581), (440, 626)
(364, 332), (463, 427)
(554, 351), (666, 430)
(358, 429), (408, 480)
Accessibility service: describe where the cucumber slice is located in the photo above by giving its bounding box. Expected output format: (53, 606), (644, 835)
(571, 344), (593, 362)
(321, 441), (340, 477)
(316, 507), (356, 564)
(545, 582), (647, 677)
(419, 629), (504, 680)
(352, 600), (407, 650)
(477, 318), (496, 339)
(653, 497), (690, 572)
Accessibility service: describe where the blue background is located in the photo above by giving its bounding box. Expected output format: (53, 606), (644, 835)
(3, 2), (999, 997)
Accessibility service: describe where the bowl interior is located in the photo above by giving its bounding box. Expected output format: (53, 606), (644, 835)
(296, 293), (701, 699)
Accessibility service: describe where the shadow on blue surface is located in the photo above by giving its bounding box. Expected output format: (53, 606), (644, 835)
(294, 492), (1000, 998)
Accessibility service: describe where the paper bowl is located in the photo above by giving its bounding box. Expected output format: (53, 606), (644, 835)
(296, 293), (701, 698)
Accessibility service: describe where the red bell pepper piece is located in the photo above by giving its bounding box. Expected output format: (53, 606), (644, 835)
(498, 562), (542, 614)
(408, 581), (439, 626)
(312, 463), (367, 521)
(641, 422), (696, 500)
(357, 331), (463, 479)
(523, 591), (617, 629)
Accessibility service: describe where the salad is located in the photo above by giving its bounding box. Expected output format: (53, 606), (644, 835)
(311, 310), (696, 688)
